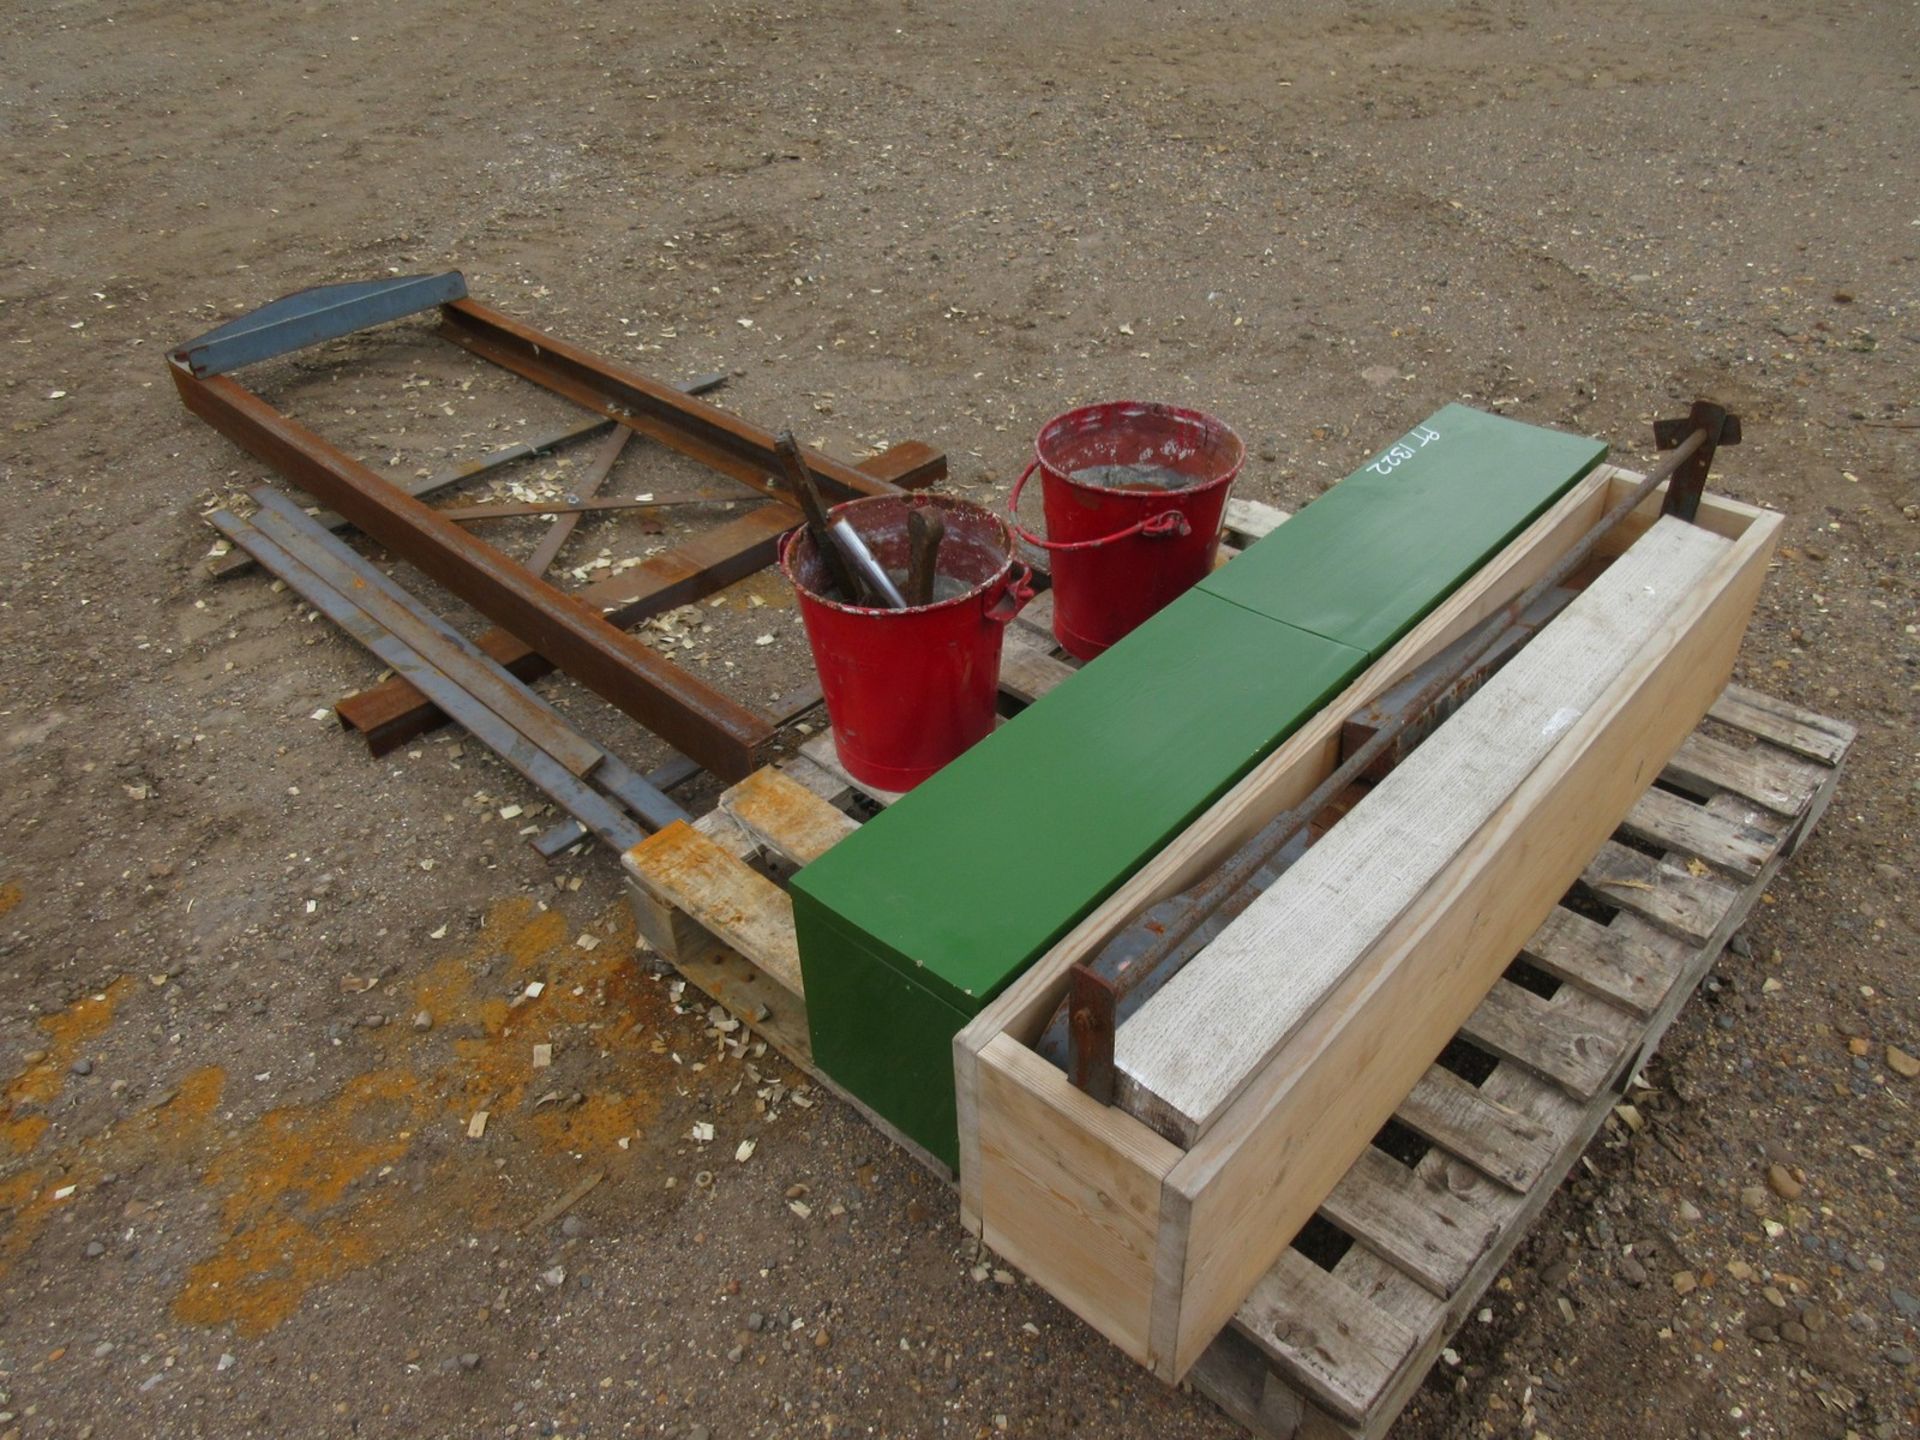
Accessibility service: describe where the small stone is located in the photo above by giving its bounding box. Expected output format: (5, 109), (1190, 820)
(1617, 1255), (1648, 1287)
(1676, 1200), (1702, 1223)
(217, 1353), (235, 1372)
(1883, 1345), (1915, 1368)
(1740, 1184), (1770, 1213)
(813, 1328), (831, 1349)
(1780, 1320), (1809, 1345)
(413, 1011), (433, 1032)
(1889, 1288), (1920, 1320)
(1763, 1285), (1787, 1308)
(726, 1344), (744, 1363)
(1766, 1163), (1804, 1200)
(686, 1426), (711, 1440)
(1801, 1305), (1828, 1333)
(1726, 1260), (1755, 1281)
(560, 1215), (584, 1238)
(23, 1049), (47, 1066)
(1672, 1270), (1698, 1295)
(70, 1058), (93, 1076)
(747, 1312), (766, 1332)
(542, 1267), (567, 1288)
(1887, 1045), (1920, 1079)
(1749, 1322), (1779, 1344)
(84, 1241), (104, 1259)
(458, 1352), (481, 1371)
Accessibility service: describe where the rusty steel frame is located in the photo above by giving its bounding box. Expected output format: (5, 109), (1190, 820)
(169, 282), (940, 782)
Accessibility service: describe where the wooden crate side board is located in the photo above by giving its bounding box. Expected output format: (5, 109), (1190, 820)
(1221, 751), (1848, 1440)
(953, 467), (1620, 1223)
(1154, 503), (1781, 1379)
(973, 1037), (1181, 1365)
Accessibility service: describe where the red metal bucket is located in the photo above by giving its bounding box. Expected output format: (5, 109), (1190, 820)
(1008, 401), (1244, 660)
(781, 494), (1033, 793)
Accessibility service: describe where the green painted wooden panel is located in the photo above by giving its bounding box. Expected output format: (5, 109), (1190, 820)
(790, 896), (974, 1171)
(1200, 404), (1608, 657)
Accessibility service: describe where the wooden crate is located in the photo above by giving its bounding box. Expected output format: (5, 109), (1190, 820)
(1187, 685), (1852, 1437)
(952, 469), (1785, 1381)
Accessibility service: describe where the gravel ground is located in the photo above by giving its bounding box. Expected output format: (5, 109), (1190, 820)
(1, 2), (1915, 1437)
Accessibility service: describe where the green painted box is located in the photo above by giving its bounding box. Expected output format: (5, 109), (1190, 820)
(1199, 405), (1609, 658)
(789, 406), (1606, 1168)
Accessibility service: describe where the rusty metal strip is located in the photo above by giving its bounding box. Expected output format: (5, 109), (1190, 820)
(171, 356), (776, 780)
(524, 425), (632, 575)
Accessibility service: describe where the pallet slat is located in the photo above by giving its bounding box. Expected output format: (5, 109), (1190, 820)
(1664, 728), (1826, 816)
(1319, 1146), (1499, 1298)
(720, 767), (859, 868)
(625, 821), (805, 998)
(1709, 683), (1855, 766)
(1235, 1249), (1420, 1425)
(1390, 1067), (1559, 1193)
(1518, 906), (1678, 1019)
(1455, 979), (1638, 1099)
(1620, 783), (1778, 879)
(1581, 838), (1741, 944)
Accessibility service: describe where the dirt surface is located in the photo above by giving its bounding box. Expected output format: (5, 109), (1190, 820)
(2, 1), (1916, 1437)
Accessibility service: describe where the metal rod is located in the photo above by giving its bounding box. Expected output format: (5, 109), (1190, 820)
(441, 491), (747, 523)
(524, 425), (632, 575)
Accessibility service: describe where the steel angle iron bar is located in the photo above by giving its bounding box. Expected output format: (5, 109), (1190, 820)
(245, 489), (608, 777)
(1051, 405), (1736, 1101)
(244, 487), (694, 836)
(208, 508), (650, 855)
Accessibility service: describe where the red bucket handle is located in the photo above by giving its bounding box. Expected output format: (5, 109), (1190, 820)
(1005, 461), (1191, 552)
(986, 561), (1035, 625)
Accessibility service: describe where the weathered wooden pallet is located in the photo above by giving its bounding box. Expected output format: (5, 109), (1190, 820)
(620, 496), (1852, 1438)
(1187, 684), (1853, 1439)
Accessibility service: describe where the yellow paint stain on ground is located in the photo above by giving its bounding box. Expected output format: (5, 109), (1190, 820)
(1, 977), (133, 1160)
(168, 896), (678, 1338)
(173, 1069), (429, 1337)
(0, 880), (22, 920)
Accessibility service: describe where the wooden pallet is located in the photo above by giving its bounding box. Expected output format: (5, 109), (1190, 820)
(620, 499), (1853, 1438)
(1188, 684), (1853, 1438)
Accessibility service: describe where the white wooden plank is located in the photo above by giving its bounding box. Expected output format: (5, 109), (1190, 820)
(1114, 518), (1732, 1145)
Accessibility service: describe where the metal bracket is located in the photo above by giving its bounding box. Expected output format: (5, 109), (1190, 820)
(1653, 401), (1740, 523)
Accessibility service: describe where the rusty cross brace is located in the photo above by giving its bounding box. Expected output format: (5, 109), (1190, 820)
(1049, 402), (1739, 1103)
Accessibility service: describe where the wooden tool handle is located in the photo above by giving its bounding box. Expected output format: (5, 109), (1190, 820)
(775, 429), (868, 604)
(905, 507), (946, 607)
